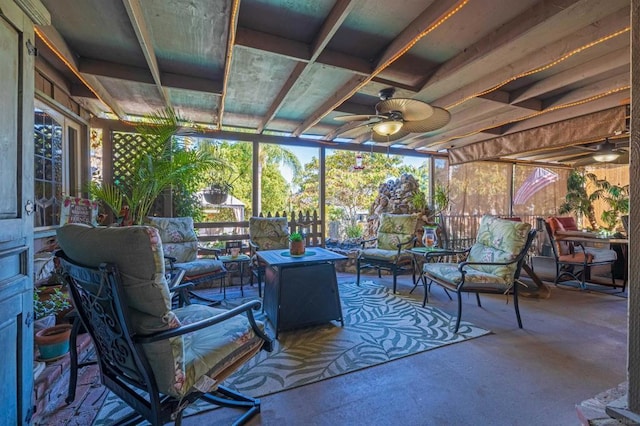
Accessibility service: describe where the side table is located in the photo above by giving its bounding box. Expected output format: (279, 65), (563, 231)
(409, 247), (457, 301)
(218, 253), (251, 297)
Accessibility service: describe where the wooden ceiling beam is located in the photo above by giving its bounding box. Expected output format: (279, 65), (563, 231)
(421, 0), (587, 96)
(35, 25), (126, 118)
(297, 0), (469, 137)
(433, 7), (630, 111)
(122, 0), (171, 108)
(256, 0), (357, 133)
(309, 0), (356, 63)
(510, 46), (630, 103)
(541, 72), (630, 110)
(78, 58), (223, 93)
(256, 62), (306, 133)
(411, 86), (629, 151)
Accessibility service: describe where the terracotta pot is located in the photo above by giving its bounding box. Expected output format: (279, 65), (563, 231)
(35, 324), (73, 361)
(289, 240), (305, 256)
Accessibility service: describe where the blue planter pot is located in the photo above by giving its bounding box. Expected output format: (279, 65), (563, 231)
(35, 324), (72, 361)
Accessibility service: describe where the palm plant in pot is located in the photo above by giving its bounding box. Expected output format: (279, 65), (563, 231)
(90, 107), (221, 225)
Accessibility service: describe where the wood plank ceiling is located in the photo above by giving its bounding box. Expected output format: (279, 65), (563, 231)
(35, 0), (631, 166)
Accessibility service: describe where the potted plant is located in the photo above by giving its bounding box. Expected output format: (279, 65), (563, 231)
(203, 181), (233, 205)
(289, 232), (305, 256)
(33, 287), (73, 361)
(89, 107), (219, 225)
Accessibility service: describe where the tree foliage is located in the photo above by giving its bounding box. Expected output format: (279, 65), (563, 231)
(292, 151), (410, 225)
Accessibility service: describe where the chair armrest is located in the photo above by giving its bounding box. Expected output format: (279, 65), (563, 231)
(359, 237), (377, 248)
(135, 300), (273, 351)
(396, 236), (417, 252)
(167, 267), (186, 288)
(164, 255), (177, 269)
(198, 247), (221, 257)
(458, 259), (519, 272)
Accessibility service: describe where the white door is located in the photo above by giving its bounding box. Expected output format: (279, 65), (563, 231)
(0, 2), (37, 424)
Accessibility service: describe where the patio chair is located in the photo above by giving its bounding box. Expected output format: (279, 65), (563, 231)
(356, 213), (418, 294)
(145, 216), (227, 302)
(56, 224), (273, 425)
(543, 217), (618, 290)
(248, 216), (290, 297)
(421, 215), (536, 333)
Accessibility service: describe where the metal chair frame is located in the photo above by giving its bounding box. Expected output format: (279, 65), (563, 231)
(57, 251), (273, 426)
(422, 230), (537, 333)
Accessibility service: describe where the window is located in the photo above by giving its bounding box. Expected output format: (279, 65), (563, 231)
(34, 100), (82, 228)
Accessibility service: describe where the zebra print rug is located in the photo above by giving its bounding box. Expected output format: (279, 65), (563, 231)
(94, 280), (489, 423)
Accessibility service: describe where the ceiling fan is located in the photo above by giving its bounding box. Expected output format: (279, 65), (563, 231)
(574, 138), (627, 164)
(334, 88), (451, 142)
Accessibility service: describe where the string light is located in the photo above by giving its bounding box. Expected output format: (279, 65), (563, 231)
(446, 27), (630, 111)
(34, 27), (115, 116)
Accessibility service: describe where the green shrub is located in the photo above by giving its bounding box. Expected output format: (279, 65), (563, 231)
(345, 224), (363, 239)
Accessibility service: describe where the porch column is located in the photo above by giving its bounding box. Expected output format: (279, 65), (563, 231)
(628, 0), (640, 413)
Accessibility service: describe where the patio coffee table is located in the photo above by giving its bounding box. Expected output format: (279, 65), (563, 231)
(257, 247), (347, 338)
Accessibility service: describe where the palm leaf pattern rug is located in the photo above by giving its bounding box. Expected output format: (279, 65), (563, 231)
(94, 280), (489, 423)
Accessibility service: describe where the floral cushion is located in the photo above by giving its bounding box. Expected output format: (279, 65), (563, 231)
(376, 213), (417, 251)
(145, 216), (199, 263)
(423, 216), (531, 289)
(422, 262), (511, 290)
(56, 224), (179, 336)
(143, 304), (266, 398)
(249, 217), (290, 250)
(360, 248), (413, 265)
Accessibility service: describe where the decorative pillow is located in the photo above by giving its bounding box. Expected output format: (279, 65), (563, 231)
(249, 217), (290, 250)
(555, 216), (579, 231)
(546, 217), (565, 235)
(377, 213), (417, 251)
(56, 224), (179, 335)
(469, 216), (531, 279)
(145, 216), (198, 263)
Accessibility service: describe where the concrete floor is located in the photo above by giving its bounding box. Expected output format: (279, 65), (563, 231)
(36, 273), (629, 426)
(182, 273), (628, 426)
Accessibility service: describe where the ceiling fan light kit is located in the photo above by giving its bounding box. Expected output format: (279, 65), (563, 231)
(372, 120), (403, 136)
(593, 151), (621, 162)
(335, 88), (451, 141)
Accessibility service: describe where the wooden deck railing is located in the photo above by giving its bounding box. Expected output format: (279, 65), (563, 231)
(195, 210), (323, 247)
(195, 212), (544, 254)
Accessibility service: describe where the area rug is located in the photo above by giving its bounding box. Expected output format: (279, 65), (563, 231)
(94, 280), (489, 424)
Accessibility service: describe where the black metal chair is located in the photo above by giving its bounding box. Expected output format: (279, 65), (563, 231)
(356, 213), (418, 294)
(64, 267), (193, 404)
(542, 220), (618, 290)
(145, 216), (228, 304)
(56, 224), (273, 425)
(421, 216), (537, 333)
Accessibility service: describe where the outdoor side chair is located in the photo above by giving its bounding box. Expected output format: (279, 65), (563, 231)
(248, 216), (290, 297)
(421, 215), (537, 333)
(56, 224), (273, 425)
(356, 213), (418, 294)
(145, 216), (227, 303)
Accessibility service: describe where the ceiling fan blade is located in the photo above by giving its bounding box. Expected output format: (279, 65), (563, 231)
(338, 123), (374, 138)
(376, 98), (433, 121)
(371, 128), (411, 142)
(334, 114), (384, 122)
(401, 107), (451, 133)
